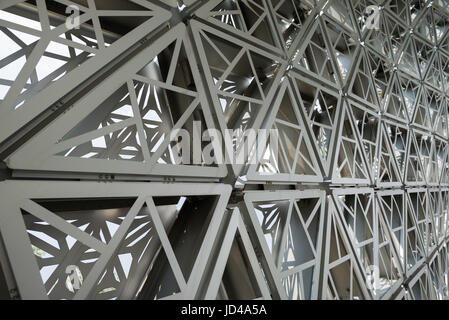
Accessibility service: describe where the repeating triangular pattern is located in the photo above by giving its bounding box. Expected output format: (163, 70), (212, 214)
(0, 0), (448, 301)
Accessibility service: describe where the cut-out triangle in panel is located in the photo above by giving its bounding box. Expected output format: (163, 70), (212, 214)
(377, 215), (403, 298)
(7, 24), (227, 178)
(333, 191), (396, 297)
(416, 132), (438, 185)
(386, 14), (408, 60)
(412, 86), (439, 130)
(152, 195), (219, 284)
(413, 37), (435, 79)
(325, 18), (359, 85)
(377, 124), (402, 186)
(325, 206), (369, 300)
(247, 81), (322, 182)
(269, 0), (313, 50)
(292, 76), (340, 173)
(332, 102), (370, 183)
(91, 204), (175, 300)
(220, 50), (265, 100)
(322, 0), (359, 35)
(205, 209), (270, 300)
(405, 130), (426, 185)
(365, 48), (395, 109)
(21, 204), (107, 300)
(253, 199), (290, 261)
(293, 19), (340, 86)
(378, 191), (406, 270)
(347, 102), (380, 180)
(0, 0), (170, 141)
(397, 74), (420, 119)
(424, 51), (443, 89)
(364, 5), (394, 58)
(348, 49), (379, 109)
(334, 192), (375, 255)
(191, 21), (284, 174)
(280, 202), (316, 271)
(195, 0), (281, 52)
(397, 38), (420, 78)
(384, 74), (409, 122)
(384, 121), (408, 179)
(434, 99), (449, 138)
(245, 191), (324, 300)
(281, 197), (322, 300)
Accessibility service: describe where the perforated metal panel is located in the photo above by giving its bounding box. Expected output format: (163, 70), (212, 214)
(0, 0), (448, 300)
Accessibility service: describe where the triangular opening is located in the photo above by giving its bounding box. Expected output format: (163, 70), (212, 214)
(34, 198), (137, 245)
(216, 230), (263, 300)
(281, 204), (316, 271)
(21, 210), (100, 300)
(248, 50), (277, 97)
(349, 103), (379, 171)
(349, 51), (378, 107)
(378, 126), (401, 184)
(425, 52), (442, 88)
(154, 195), (219, 283)
(385, 76), (408, 121)
(334, 107), (369, 180)
(221, 51), (264, 100)
(326, 21), (358, 83)
(91, 202), (174, 300)
(328, 259), (364, 300)
(282, 265), (315, 300)
(385, 123), (408, 177)
(323, 0), (358, 33)
(135, 249), (181, 300)
(294, 133), (317, 176)
(56, 125), (144, 162)
(365, 50), (393, 107)
(398, 39), (420, 78)
(296, 198), (321, 250)
(414, 38), (434, 78)
(276, 89), (299, 125)
(272, 0), (311, 49)
(328, 213), (348, 264)
(397, 75), (420, 119)
(405, 132), (425, 183)
(200, 30), (242, 66)
(296, 21), (339, 84)
(294, 78), (339, 163)
(379, 194), (405, 265)
(253, 199), (289, 258)
(211, 0), (245, 31)
(277, 121), (300, 171)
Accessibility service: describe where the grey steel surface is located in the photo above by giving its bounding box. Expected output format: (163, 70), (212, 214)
(0, 0), (448, 300)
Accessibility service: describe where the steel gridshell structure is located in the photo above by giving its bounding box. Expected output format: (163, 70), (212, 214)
(0, 0), (448, 300)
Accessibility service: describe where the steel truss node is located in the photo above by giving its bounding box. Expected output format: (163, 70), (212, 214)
(0, 0), (448, 300)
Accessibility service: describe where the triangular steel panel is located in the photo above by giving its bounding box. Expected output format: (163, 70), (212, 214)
(7, 24), (227, 178)
(0, 0), (172, 144)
